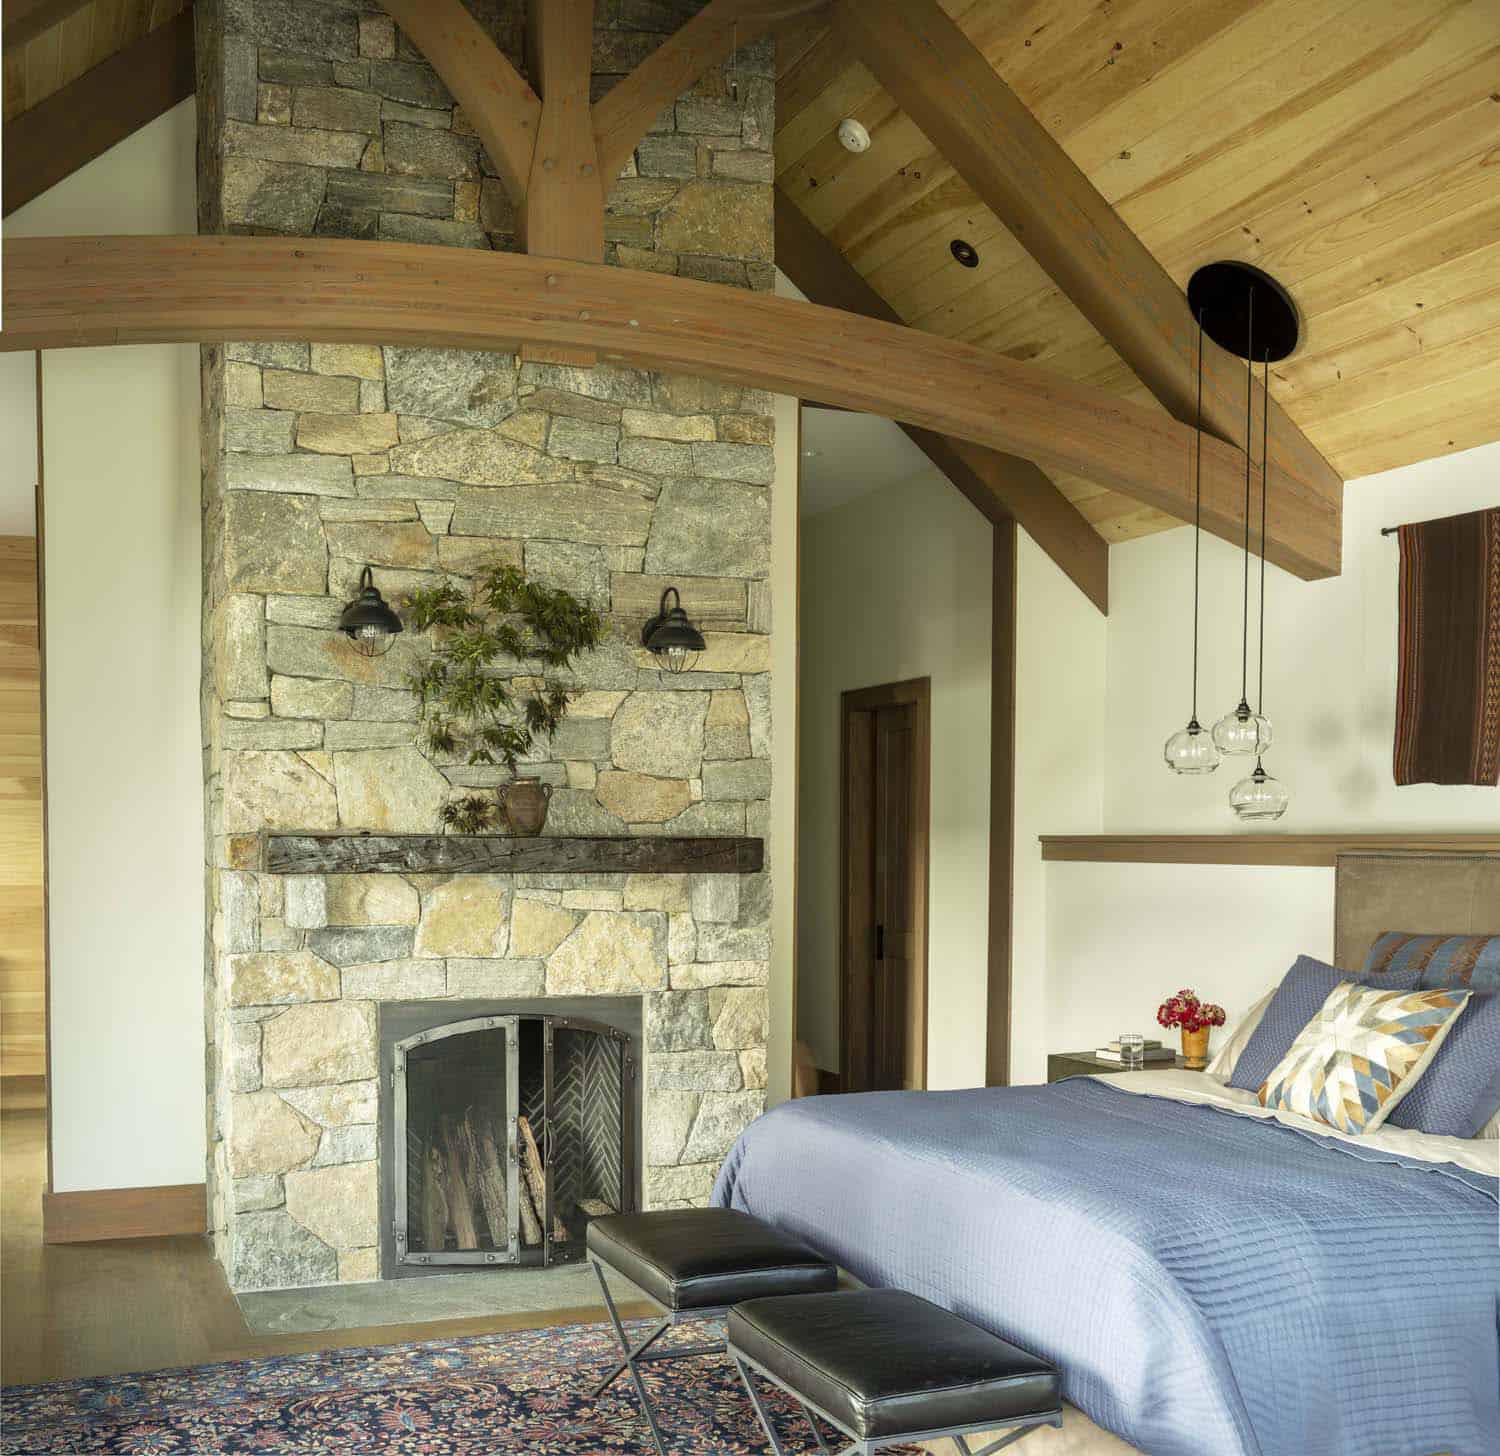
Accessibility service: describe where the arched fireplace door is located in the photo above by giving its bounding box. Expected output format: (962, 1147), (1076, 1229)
(392, 1014), (637, 1270)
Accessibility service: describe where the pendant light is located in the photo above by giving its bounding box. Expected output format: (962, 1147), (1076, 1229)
(1212, 284), (1273, 758)
(1232, 351), (1290, 820)
(1163, 310), (1221, 775)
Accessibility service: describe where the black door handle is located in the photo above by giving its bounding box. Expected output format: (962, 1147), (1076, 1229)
(875, 923), (885, 961)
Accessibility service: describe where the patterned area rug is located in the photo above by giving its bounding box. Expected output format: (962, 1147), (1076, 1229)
(0, 1317), (922, 1454)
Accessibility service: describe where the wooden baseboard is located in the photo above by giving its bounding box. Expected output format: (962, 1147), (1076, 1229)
(43, 1182), (206, 1244)
(816, 1068), (842, 1095)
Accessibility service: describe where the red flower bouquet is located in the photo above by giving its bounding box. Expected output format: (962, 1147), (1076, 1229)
(1155, 988), (1226, 1033)
(1157, 989), (1225, 1069)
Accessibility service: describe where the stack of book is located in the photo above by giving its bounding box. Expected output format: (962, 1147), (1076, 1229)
(1094, 1038), (1175, 1064)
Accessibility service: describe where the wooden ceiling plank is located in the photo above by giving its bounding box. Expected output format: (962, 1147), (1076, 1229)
(1154, 49), (1500, 279)
(3, 5), (193, 217)
(1106, 0), (1493, 247)
(592, 0), (819, 185)
(2, 0), (92, 54)
(1278, 287), (1500, 403)
(379, 0), (541, 208)
(1320, 361), (1500, 477)
(1285, 239), (1500, 377)
(1, 232), (1339, 579)
(775, 186), (1109, 612)
(833, 0), (1344, 530)
(1291, 326), (1500, 429)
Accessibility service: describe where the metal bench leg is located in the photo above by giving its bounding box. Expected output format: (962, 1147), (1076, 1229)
(590, 1259), (671, 1456)
(954, 1423), (1055, 1455)
(734, 1355), (794, 1456)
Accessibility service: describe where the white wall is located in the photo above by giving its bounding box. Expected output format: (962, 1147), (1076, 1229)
(1105, 441), (1500, 831)
(8, 101), (205, 1191)
(1010, 533), (1106, 1085)
(767, 386), (798, 1107)
(797, 465), (993, 1087)
(1044, 442), (1500, 1064)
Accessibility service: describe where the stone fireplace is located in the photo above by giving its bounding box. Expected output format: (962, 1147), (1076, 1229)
(196, 0), (776, 1292)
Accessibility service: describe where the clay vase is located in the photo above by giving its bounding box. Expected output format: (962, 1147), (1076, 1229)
(497, 776), (552, 836)
(1180, 1026), (1210, 1069)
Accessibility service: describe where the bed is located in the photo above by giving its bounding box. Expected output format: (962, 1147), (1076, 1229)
(713, 853), (1500, 1456)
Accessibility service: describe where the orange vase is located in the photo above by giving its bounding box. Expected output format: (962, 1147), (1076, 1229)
(1181, 1026), (1210, 1069)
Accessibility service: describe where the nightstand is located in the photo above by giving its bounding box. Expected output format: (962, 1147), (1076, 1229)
(1047, 1051), (1194, 1083)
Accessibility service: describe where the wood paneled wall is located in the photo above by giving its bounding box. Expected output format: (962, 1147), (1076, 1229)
(0, 535), (44, 1081)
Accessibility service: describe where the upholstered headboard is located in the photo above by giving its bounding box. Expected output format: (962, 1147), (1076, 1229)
(1334, 852), (1500, 969)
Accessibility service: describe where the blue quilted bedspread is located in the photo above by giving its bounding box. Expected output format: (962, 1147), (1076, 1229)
(712, 1080), (1499, 1456)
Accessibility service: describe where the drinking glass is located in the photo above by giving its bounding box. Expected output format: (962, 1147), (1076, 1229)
(1118, 1033), (1145, 1071)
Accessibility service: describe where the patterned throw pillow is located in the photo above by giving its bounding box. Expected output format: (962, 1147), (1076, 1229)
(1362, 931), (1500, 990)
(1259, 981), (1472, 1134)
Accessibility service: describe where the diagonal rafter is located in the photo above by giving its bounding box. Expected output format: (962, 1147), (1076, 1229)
(380, 0), (541, 207)
(776, 188), (1108, 613)
(831, 0), (1343, 565)
(593, 0), (826, 185)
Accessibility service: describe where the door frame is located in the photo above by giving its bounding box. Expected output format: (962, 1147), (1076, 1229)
(838, 676), (931, 1091)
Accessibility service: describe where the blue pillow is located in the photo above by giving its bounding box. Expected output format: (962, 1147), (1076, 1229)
(1363, 932), (1500, 990)
(1227, 954), (1421, 1093)
(1383, 990), (1500, 1138)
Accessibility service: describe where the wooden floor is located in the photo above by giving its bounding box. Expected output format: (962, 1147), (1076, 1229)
(0, 1109), (643, 1389)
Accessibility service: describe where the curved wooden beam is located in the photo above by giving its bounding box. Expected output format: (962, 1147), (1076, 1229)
(0, 235), (1340, 579)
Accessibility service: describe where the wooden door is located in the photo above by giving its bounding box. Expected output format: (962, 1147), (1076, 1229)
(841, 679), (929, 1093)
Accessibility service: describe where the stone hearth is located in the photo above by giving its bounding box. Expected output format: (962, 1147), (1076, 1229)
(195, 0), (776, 1292)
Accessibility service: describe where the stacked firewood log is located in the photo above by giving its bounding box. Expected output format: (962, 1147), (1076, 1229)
(422, 1109), (567, 1250)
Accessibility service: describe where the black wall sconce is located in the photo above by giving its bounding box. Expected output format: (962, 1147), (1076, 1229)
(641, 586), (705, 675)
(338, 565), (404, 658)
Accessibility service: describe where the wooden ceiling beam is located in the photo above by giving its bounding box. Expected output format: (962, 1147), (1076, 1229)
(2, 0), (91, 53)
(593, 0), (825, 185)
(380, 0), (541, 208)
(2, 7), (195, 219)
(832, 0), (1344, 563)
(776, 187), (1107, 613)
(0, 234), (1338, 580)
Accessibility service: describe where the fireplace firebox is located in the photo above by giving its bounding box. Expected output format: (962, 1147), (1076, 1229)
(379, 998), (641, 1277)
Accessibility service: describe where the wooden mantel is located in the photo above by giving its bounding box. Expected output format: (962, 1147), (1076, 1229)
(1040, 834), (1500, 868)
(263, 834), (764, 875)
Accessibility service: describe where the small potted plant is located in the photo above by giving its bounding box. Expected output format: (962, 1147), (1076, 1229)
(405, 563), (604, 836)
(1155, 988), (1226, 1069)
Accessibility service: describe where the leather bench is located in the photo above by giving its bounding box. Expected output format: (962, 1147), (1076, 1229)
(728, 1287), (1063, 1456)
(586, 1208), (837, 1455)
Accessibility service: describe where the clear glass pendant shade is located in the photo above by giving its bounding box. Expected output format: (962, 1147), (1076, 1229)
(1229, 758), (1289, 821)
(1212, 699), (1272, 756)
(1164, 719), (1221, 775)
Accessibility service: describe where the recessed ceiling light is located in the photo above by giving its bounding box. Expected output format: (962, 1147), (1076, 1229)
(950, 238), (980, 268)
(837, 118), (871, 153)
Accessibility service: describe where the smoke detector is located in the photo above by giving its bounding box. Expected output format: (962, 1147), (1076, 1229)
(837, 118), (871, 153)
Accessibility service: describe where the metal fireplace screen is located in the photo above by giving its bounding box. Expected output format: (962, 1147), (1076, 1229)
(393, 1014), (634, 1269)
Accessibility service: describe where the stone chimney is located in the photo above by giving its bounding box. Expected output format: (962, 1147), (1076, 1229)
(195, 0), (775, 1291)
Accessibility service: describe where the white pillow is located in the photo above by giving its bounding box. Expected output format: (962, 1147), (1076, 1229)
(1205, 989), (1276, 1080)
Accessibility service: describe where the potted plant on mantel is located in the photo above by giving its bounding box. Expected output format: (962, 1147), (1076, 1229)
(405, 564), (604, 836)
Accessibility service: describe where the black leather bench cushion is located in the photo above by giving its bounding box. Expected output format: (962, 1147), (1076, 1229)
(728, 1288), (1062, 1440)
(586, 1209), (837, 1312)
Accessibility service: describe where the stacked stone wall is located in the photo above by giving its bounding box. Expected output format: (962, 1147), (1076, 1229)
(198, 0), (775, 1290)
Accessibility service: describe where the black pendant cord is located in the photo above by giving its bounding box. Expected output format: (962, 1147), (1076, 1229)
(1190, 309), (1205, 724)
(1238, 288), (1255, 708)
(1256, 350), (1270, 717)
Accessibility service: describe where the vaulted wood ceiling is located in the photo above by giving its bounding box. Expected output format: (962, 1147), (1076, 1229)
(7, 0), (1496, 553)
(775, 0), (1500, 542)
